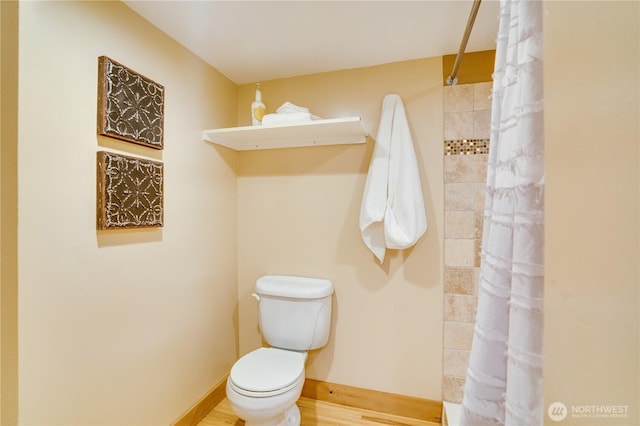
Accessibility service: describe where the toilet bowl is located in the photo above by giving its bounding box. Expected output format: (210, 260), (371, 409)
(226, 348), (307, 426)
(226, 275), (334, 426)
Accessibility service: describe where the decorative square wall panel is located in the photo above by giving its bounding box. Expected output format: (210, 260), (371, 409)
(97, 151), (164, 230)
(97, 56), (165, 149)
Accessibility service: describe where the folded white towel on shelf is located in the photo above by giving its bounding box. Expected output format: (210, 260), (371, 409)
(261, 112), (313, 126)
(276, 101), (309, 114)
(359, 94), (427, 263)
(261, 101), (323, 126)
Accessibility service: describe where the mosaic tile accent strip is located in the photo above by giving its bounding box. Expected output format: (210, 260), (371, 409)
(97, 56), (165, 149)
(97, 151), (164, 230)
(444, 139), (490, 155)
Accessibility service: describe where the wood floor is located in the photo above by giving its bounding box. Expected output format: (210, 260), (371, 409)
(197, 396), (441, 426)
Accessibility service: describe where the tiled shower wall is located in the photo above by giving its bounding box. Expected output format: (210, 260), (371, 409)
(442, 82), (492, 403)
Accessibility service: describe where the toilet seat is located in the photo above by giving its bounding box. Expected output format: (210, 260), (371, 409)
(229, 348), (306, 398)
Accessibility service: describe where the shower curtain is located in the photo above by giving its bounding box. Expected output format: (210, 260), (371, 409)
(460, 0), (544, 425)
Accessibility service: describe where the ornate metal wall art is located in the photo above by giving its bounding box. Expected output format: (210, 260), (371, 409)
(97, 56), (165, 149)
(97, 151), (164, 230)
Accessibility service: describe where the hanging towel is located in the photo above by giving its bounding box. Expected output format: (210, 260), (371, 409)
(359, 94), (427, 263)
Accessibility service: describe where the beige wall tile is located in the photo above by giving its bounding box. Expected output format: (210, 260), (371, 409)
(444, 294), (478, 322)
(473, 110), (491, 139)
(473, 81), (493, 111)
(444, 267), (475, 295)
(471, 155), (489, 182)
(443, 348), (471, 377)
(473, 183), (486, 211)
(473, 268), (481, 295)
(444, 156), (472, 183)
(445, 211), (475, 239)
(443, 376), (466, 403)
(475, 238), (482, 267)
(444, 155), (488, 183)
(444, 182), (485, 215)
(444, 321), (475, 350)
(445, 239), (475, 267)
(445, 183), (475, 211)
(475, 211), (484, 239)
(444, 84), (474, 112)
(444, 111), (473, 140)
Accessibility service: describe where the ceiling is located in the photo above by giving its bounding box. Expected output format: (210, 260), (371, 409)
(124, 1), (500, 85)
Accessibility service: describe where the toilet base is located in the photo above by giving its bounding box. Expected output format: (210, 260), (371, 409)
(245, 404), (300, 426)
(284, 404), (301, 426)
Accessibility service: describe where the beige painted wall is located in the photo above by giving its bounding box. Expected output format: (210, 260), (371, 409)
(544, 1), (639, 425)
(236, 58), (444, 400)
(17, 2), (238, 424)
(13, 1), (638, 423)
(1, 0), (19, 423)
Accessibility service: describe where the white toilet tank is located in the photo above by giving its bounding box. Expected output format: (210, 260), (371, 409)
(255, 275), (333, 351)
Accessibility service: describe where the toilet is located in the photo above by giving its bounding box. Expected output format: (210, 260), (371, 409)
(226, 275), (334, 426)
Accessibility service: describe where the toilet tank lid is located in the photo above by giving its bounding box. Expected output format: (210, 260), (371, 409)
(256, 275), (333, 299)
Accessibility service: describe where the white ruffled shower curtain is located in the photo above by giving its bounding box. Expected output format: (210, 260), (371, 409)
(460, 0), (544, 425)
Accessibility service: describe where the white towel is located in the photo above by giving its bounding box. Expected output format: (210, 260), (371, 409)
(359, 94), (427, 263)
(261, 102), (323, 126)
(261, 112), (313, 126)
(276, 101), (309, 114)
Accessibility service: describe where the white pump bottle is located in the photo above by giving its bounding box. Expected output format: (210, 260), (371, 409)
(251, 83), (266, 126)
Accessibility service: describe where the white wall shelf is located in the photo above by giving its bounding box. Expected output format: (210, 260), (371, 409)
(202, 117), (367, 151)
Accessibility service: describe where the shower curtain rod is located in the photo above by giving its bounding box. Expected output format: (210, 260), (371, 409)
(446, 0), (482, 86)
